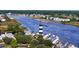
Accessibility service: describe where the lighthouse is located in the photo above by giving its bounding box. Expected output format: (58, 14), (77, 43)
(39, 23), (43, 35)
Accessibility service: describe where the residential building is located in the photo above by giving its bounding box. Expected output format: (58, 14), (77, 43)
(53, 18), (70, 21)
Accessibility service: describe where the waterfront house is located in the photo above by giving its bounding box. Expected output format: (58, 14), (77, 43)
(43, 33), (51, 39)
(0, 32), (16, 40)
(49, 17), (54, 20)
(24, 30), (31, 35)
(53, 18), (70, 21)
(5, 32), (16, 39)
(1, 34), (6, 38)
(0, 36), (2, 40)
(0, 18), (6, 22)
(7, 15), (14, 19)
(52, 36), (59, 44)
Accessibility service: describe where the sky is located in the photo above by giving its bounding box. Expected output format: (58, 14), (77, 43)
(0, 0), (79, 10)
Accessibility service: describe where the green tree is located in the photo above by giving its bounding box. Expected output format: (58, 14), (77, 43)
(43, 40), (52, 47)
(7, 24), (24, 34)
(15, 33), (32, 44)
(3, 37), (12, 44)
(70, 17), (76, 21)
(36, 44), (47, 48)
(37, 35), (44, 44)
(30, 40), (39, 48)
(25, 35), (33, 44)
(10, 39), (17, 48)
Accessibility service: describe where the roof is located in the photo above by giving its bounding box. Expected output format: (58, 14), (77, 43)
(0, 36), (2, 40)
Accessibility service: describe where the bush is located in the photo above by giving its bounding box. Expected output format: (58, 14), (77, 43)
(15, 33), (32, 44)
(10, 39), (17, 48)
(71, 18), (76, 21)
(37, 35), (44, 44)
(0, 40), (3, 43)
(30, 40), (39, 47)
(7, 24), (24, 34)
(36, 44), (47, 48)
(42, 40), (52, 47)
(3, 37), (12, 44)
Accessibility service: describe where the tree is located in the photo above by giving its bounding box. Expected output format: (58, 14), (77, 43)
(15, 33), (32, 44)
(37, 35), (43, 40)
(15, 34), (26, 44)
(30, 40), (39, 48)
(10, 39), (17, 48)
(37, 35), (44, 44)
(7, 24), (24, 34)
(36, 44), (47, 48)
(70, 17), (77, 21)
(25, 35), (33, 44)
(42, 40), (52, 47)
(3, 37), (12, 44)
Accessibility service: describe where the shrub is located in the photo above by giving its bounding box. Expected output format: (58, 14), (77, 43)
(30, 40), (39, 47)
(36, 44), (47, 48)
(37, 35), (44, 44)
(42, 40), (52, 47)
(10, 39), (17, 48)
(15, 33), (32, 44)
(3, 37), (12, 44)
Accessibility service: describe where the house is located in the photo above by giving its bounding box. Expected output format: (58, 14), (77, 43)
(0, 36), (2, 40)
(43, 33), (51, 39)
(0, 32), (16, 40)
(7, 15), (14, 19)
(53, 18), (70, 21)
(7, 12), (12, 15)
(5, 32), (16, 39)
(68, 44), (77, 48)
(0, 33), (5, 40)
(0, 18), (6, 22)
(1, 34), (6, 38)
(49, 17), (54, 20)
(10, 17), (14, 19)
(1, 19), (6, 22)
(24, 30), (31, 35)
(52, 36), (59, 44)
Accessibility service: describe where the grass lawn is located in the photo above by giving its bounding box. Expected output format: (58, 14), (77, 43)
(65, 21), (79, 27)
(4, 45), (12, 48)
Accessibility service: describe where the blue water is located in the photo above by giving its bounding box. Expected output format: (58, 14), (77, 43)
(12, 15), (79, 47)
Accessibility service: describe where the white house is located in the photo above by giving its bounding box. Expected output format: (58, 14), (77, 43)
(7, 12), (12, 15)
(0, 32), (16, 40)
(68, 44), (77, 48)
(49, 17), (54, 20)
(52, 36), (59, 44)
(24, 30), (31, 35)
(1, 34), (6, 38)
(5, 32), (16, 39)
(7, 15), (14, 19)
(43, 33), (51, 39)
(0, 36), (2, 40)
(8, 17), (14, 19)
(0, 18), (6, 22)
(0, 34), (6, 40)
(53, 18), (70, 21)
(1, 19), (6, 22)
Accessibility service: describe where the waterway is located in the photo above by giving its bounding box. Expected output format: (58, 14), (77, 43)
(12, 15), (79, 47)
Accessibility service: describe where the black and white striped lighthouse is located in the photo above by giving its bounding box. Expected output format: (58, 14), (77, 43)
(39, 23), (43, 35)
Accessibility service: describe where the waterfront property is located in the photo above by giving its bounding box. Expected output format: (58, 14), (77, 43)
(53, 18), (70, 21)
(1, 11), (79, 48)
(12, 15), (79, 47)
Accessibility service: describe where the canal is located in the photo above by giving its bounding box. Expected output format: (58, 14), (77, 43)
(12, 15), (79, 47)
